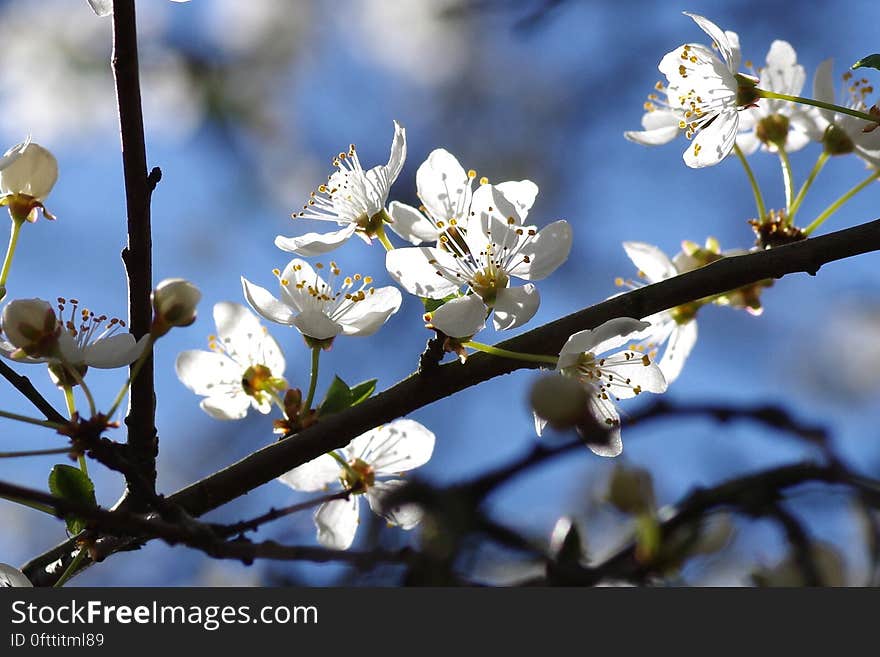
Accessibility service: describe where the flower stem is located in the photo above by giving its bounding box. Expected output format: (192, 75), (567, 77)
(63, 386), (89, 477)
(804, 169), (880, 235)
(375, 223), (394, 251)
(106, 335), (153, 419)
(0, 446), (74, 458)
(53, 549), (86, 588)
(63, 366), (96, 418)
(756, 89), (880, 125)
(464, 340), (558, 365)
(304, 346), (321, 410)
(0, 408), (63, 430)
(789, 151), (830, 223)
(733, 143), (766, 220)
(778, 148), (795, 212)
(0, 217), (24, 301)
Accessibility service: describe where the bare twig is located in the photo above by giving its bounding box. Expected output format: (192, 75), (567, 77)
(0, 360), (66, 424)
(112, 0), (158, 502)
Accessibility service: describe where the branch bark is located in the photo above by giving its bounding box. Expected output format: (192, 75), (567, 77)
(112, 0), (158, 501)
(21, 216), (880, 583)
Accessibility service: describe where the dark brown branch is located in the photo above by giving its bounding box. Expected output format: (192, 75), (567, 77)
(22, 217), (880, 583)
(212, 490), (352, 538)
(766, 504), (822, 586)
(112, 0), (158, 502)
(0, 360), (66, 424)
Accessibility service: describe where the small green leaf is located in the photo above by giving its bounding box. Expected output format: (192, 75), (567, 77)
(349, 379), (378, 406)
(318, 375), (353, 417)
(48, 464), (97, 535)
(852, 54), (880, 71)
(422, 294), (458, 314)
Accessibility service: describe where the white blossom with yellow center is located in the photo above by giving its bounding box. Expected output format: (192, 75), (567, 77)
(386, 183), (571, 337)
(535, 317), (667, 457)
(242, 258), (402, 341)
(278, 419), (435, 550)
(657, 13), (752, 168)
(176, 302), (286, 421)
(275, 121), (406, 256)
(812, 61), (880, 164)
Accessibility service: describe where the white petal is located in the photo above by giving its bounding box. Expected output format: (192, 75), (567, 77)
(385, 120), (407, 185)
(314, 497), (359, 550)
(84, 333), (146, 368)
(386, 201), (439, 245)
(492, 284), (540, 331)
(658, 319), (698, 385)
(88, 0), (113, 16)
(214, 301), (260, 344)
(279, 259), (327, 313)
(278, 454), (341, 492)
(213, 302), (284, 374)
(585, 396), (623, 457)
(735, 130), (761, 156)
(367, 480), (422, 529)
(274, 224), (357, 256)
(507, 220), (572, 281)
(683, 110), (739, 168)
(0, 563), (32, 587)
(495, 180), (539, 223)
(385, 247), (461, 299)
(601, 352), (668, 399)
(683, 13), (734, 68)
(337, 286), (402, 336)
(241, 277), (296, 326)
(352, 418), (436, 474)
(175, 350), (238, 395)
(430, 294), (487, 338)
(558, 318), (651, 365)
(625, 110), (682, 146)
(622, 242), (678, 283)
(200, 393), (250, 421)
(292, 309), (343, 340)
(416, 148), (471, 224)
(763, 40), (803, 95)
(812, 59), (836, 122)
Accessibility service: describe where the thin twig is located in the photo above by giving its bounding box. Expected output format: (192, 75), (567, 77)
(0, 360), (66, 424)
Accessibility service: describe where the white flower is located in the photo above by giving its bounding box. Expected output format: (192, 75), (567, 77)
(535, 317), (667, 457)
(176, 302), (286, 420)
(658, 13), (754, 168)
(278, 419), (435, 550)
(812, 60), (880, 164)
(615, 242), (700, 385)
(152, 278), (201, 335)
(385, 148), (540, 247)
(0, 139), (58, 221)
(386, 182), (571, 337)
(0, 297), (147, 381)
(736, 41), (821, 155)
(0, 298), (60, 358)
(242, 259), (402, 341)
(275, 121), (406, 256)
(0, 563), (32, 587)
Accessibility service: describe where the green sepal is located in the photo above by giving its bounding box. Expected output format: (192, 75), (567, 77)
(318, 376), (353, 417)
(422, 293), (459, 314)
(349, 379), (377, 406)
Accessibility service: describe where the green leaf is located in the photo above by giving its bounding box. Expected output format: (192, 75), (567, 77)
(349, 379), (377, 406)
(318, 376), (353, 417)
(422, 294), (458, 314)
(48, 464), (97, 535)
(852, 53), (880, 71)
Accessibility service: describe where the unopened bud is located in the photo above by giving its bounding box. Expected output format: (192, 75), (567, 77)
(151, 278), (200, 336)
(0, 140), (58, 202)
(607, 464), (656, 515)
(0, 298), (60, 358)
(529, 373), (589, 429)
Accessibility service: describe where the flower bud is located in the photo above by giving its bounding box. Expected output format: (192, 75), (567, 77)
(529, 373), (589, 429)
(0, 298), (60, 358)
(607, 464), (656, 515)
(0, 140), (58, 201)
(151, 278), (201, 336)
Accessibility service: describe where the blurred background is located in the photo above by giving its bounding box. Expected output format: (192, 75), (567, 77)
(1, 0), (879, 586)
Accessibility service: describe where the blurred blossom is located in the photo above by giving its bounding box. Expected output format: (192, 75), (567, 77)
(352, 0), (468, 85)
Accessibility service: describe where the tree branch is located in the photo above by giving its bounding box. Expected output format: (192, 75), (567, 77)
(22, 217), (880, 583)
(113, 0), (158, 502)
(0, 360), (66, 424)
